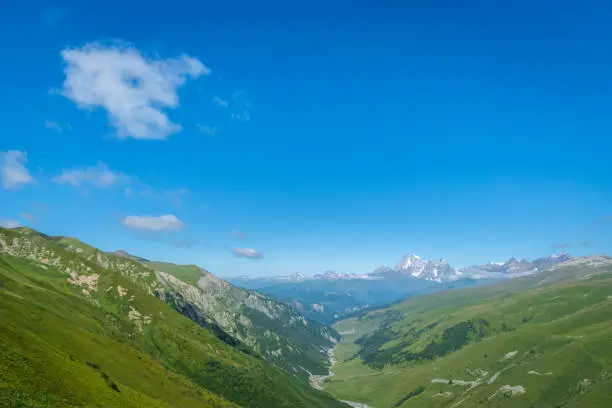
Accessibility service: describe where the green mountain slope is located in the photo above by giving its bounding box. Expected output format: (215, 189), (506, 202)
(146, 260), (338, 378)
(0, 227), (346, 408)
(325, 256), (612, 408)
(50, 232), (339, 379)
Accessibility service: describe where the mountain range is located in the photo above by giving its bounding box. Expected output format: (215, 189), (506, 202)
(2, 224), (611, 408)
(327, 254), (612, 407)
(229, 253), (572, 324)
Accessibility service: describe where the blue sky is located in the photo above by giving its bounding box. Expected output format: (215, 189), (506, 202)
(1, 0), (611, 277)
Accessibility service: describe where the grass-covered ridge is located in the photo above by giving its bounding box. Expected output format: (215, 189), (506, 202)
(325, 257), (612, 408)
(145, 261), (205, 286)
(0, 227), (346, 408)
(26, 227), (339, 379)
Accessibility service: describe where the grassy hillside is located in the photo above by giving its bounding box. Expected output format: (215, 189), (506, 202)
(325, 257), (612, 408)
(145, 259), (339, 379)
(45, 229), (338, 379)
(0, 227), (346, 408)
(145, 261), (204, 286)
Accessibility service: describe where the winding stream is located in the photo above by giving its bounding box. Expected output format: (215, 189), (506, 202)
(309, 347), (373, 408)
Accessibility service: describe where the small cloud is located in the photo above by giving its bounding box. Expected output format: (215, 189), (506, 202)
(213, 96), (229, 108)
(122, 214), (184, 232)
(60, 42), (209, 140)
(44, 120), (72, 132)
(53, 162), (130, 188)
(20, 213), (36, 222)
(197, 125), (218, 136)
(229, 230), (247, 240)
(231, 248), (263, 259)
(1, 150), (35, 190)
(0, 219), (21, 229)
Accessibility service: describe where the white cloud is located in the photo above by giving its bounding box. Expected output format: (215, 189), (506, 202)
(213, 96), (229, 108)
(53, 162), (130, 188)
(60, 42), (209, 140)
(1, 150), (34, 189)
(231, 248), (263, 259)
(44, 120), (72, 132)
(122, 214), (184, 232)
(0, 219), (21, 229)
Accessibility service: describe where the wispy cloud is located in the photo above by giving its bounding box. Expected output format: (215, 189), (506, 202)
(53, 162), (130, 188)
(122, 214), (184, 232)
(231, 248), (263, 259)
(44, 120), (72, 132)
(0, 219), (21, 229)
(213, 96), (229, 108)
(1, 150), (34, 190)
(60, 42), (209, 140)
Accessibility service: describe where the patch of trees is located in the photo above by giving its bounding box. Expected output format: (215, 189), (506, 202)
(357, 319), (491, 369)
(391, 386), (425, 407)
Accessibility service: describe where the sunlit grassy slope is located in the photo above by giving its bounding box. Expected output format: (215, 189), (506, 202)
(145, 261), (204, 286)
(326, 258), (612, 408)
(0, 227), (345, 408)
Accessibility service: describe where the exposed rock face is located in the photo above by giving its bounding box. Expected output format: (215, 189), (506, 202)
(154, 269), (338, 376)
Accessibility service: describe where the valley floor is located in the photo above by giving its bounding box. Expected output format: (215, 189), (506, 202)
(323, 263), (612, 408)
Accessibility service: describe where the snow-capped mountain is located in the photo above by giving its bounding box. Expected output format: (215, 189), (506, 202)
(229, 252), (576, 324)
(314, 270), (352, 280)
(313, 270), (381, 280)
(532, 253), (572, 270)
(371, 253), (574, 283)
(231, 253), (574, 286)
(458, 254), (573, 280)
(387, 254), (460, 283)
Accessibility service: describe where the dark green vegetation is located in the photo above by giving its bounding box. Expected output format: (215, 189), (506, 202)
(0, 227), (346, 408)
(326, 256), (612, 407)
